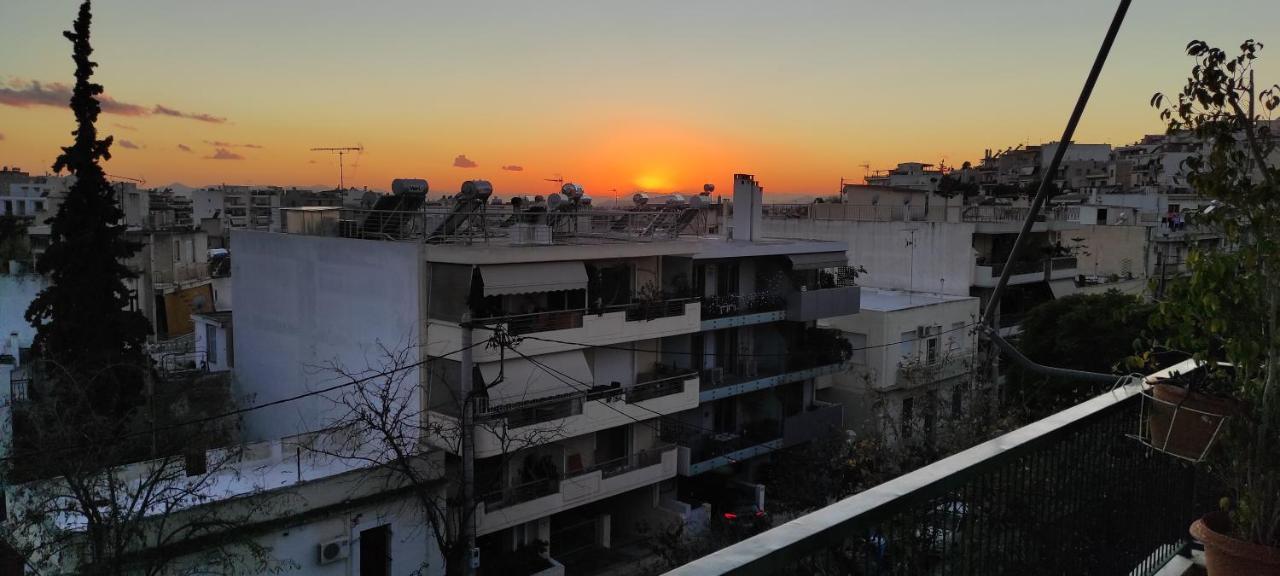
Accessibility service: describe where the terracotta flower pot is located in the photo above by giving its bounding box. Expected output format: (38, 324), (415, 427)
(1147, 383), (1235, 460)
(1190, 512), (1280, 575)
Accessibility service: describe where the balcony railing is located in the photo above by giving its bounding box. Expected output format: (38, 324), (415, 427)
(665, 372), (1205, 576)
(990, 259), (1046, 277)
(701, 292), (787, 320)
(566, 444), (674, 481)
(480, 372), (692, 428)
(9, 375), (29, 405)
(1050, 256), (1078, 271)
(476, 309), (585, 336)
(606, 297), (699, 322)
(626, 372), (695, 403)
(482, 477), (561, 512)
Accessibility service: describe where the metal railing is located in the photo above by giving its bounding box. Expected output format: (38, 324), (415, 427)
(626, 372), (694, 403)
(328, 206), (713, 244)
(482, 477), (561, 511)
(9, 375), (29, 405)
(665, 384), (1203, 576)
(1050, 256), (1078, 271)
(609, 297), (699, 322)
(566, 444), (674, 480)
(701, 292), (787, 320)
(475, 309), (585, 336)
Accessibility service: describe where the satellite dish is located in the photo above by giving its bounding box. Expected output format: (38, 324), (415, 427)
(632, 193), (649, 206)
(703, 183), (715, 195)
(580, 195), (593, 206)
(666, 194), (688, 207)
(547, 193), (565, 211)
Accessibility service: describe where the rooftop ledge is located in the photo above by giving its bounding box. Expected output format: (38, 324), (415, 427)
(665, 359), (1205, 576)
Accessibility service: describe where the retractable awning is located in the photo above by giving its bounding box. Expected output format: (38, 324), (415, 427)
(479, 350), (594, 401)
(479, 262), (588, 296)
(787, 252), (848, 270)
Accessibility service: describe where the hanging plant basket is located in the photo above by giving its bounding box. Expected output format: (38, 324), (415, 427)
(1136, 382), (1235, 462)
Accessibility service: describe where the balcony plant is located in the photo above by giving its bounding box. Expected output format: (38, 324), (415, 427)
(1148, 39), (1280, 573)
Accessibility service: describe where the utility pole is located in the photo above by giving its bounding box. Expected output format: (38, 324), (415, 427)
(459, 313), (478, 576)
(310, 146), (364, 190)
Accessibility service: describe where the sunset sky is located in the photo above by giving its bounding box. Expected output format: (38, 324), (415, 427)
(1, 1), (1277, 197)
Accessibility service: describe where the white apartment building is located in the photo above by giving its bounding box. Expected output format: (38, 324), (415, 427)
(230, 174), (861, 572)
(818, 288), (980, 449)
(761, 199), (1080, 336)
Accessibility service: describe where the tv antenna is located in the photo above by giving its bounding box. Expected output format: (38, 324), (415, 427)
(859, 162), (872, 182)
(106, 174), (146, 185)
(544, 174), (565, 186)
(310, 145), (364, 190)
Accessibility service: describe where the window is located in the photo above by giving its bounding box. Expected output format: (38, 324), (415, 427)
(205, 324), (218, 365)
(846, 332), (868, 365)
(2, 200), (10, 215)
(173, 240), (181, 262)
(926, 337), (939, 364)
(359, 525), (390, 576)
(951, 385), (963, 417)
(901, 397), (914, 439)
(899, 331), (916, 362)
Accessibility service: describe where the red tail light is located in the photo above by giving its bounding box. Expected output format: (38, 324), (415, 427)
(755, 510), (766, 518)
(723, 512), (738, 520)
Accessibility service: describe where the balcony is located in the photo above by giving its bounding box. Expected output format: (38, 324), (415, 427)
(785, 285), (861, 322)
(700, 292), (787, 331)
(701, 357), (847, 403)
(782, 402), (844, 448)
(665, 361), (1207, 576)
(962, 205), (1082, 233)
(972, 257), (1078, 288)
(433, 300), (701, 362)
(673, 424), (784, 477)
(475, 445), (678, 535)
(458, 375), (699, 458)
(895, 356), (972, 389)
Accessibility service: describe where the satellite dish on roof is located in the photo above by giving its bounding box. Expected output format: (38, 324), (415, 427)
(561, 183), (584, 200)
(633, 193), (649, 206)
(580, 195), (593, 206)
(547, 193), (565, 211)
(703, 183), (715, 195)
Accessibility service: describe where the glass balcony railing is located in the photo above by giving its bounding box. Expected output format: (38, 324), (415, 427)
(665, 376), (1209, 576)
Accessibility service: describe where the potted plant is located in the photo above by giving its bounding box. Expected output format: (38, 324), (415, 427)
(1148, 39), (1280, 573)
(1144, 366), (1237, 461)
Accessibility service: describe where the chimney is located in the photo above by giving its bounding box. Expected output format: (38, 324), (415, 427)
(732, 174), (763, 242)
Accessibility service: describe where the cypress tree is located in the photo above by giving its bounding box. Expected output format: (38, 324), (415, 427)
(25, 0), (151, 414)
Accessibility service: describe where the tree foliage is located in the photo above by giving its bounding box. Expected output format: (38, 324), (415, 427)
(24, 0), (150, 416)
(1149, 39), (1280, 547)
(1008, 291), (1153, 416)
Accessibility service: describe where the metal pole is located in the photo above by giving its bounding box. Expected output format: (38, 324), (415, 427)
(459, 313), (477, 576)
(980, 0), (1132, 326)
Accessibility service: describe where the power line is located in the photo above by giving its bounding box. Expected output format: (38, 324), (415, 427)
(1, 339), (490, 464)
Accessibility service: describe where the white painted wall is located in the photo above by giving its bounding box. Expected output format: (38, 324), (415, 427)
(193, 315), (232, 372)
(760, 219), (975, 296)
(0, 273), (45, 352)
(232, 231), (423, 441)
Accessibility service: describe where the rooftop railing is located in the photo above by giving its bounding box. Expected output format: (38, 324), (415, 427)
(318, 206), (714, 245)
(664, 370), (1205, 576)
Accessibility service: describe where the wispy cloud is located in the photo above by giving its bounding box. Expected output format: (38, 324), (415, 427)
(203, 140), (262, 149)
(177, 143), (192, 153)
(501, 164), (524, 172)
(453, 154), (478, 168)
(204, 148), (244, 160)
(0, 79), (228, 124)
(112, 123), (137, 131)
(152, 104), (226, 124)
(117, 139), (142, 150)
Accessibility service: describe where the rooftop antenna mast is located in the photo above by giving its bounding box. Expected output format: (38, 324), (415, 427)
(310, 145), (364, 190)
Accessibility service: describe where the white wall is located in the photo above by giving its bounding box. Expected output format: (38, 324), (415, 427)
(0, 274), (46, 352)
(193, 316), (232, 372)
(232, 231), (423, 441)
(760, 219), (975, 296)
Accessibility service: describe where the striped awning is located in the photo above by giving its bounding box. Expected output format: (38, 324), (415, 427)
(479, 262), (589, 296)
(787, 252), (848, 271)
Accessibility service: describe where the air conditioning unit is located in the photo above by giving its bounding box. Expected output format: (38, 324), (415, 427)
(317, 537), (350, 565)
